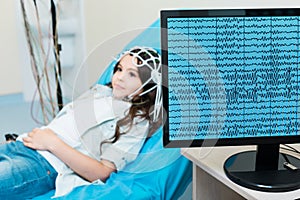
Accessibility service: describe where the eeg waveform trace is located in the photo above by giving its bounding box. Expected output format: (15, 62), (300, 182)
(167, 16), (300, 140)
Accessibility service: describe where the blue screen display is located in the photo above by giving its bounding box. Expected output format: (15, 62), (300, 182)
(167, 16), (300, 141)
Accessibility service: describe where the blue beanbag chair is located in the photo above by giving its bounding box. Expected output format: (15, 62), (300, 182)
(32, 19), (192, 200)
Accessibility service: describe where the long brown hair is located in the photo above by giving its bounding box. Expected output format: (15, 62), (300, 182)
(101, 47), (161, 149)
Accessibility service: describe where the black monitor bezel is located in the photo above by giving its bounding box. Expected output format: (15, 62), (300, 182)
(161, 8), (300, 148)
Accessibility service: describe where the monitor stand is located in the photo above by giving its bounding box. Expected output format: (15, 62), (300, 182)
(224, 144), (300, 192)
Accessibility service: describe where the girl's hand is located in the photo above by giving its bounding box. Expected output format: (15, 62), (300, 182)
(23, 128), (59, 151)
(24, 128), (116, 182)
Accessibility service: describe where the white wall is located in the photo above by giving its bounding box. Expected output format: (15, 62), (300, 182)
(0, 0), (300, 97)
(0, 1), (22, 95)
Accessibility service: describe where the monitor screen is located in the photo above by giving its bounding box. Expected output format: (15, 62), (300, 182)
(161, 8), (300, 192)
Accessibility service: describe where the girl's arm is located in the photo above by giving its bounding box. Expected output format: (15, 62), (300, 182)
(22, 128), (116, 182)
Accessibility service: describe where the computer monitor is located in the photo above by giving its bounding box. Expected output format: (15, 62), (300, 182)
(161, 8), (300, 192)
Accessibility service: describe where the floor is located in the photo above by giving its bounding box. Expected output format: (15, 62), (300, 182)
(0, 93), (40, 143)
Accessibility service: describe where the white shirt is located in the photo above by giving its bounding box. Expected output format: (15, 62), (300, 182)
(17, 85), (149, 197)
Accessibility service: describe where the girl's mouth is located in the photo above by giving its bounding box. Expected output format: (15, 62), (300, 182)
(114, 83), (124, 90)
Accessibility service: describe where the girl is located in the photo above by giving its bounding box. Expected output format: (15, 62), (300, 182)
(0, 46), (162, 199)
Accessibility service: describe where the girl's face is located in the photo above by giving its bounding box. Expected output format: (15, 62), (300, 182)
(112, 54), (143, 99)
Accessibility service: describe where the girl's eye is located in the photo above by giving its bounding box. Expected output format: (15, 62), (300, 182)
(116, 66), (122, 72)
(129, 72), (137, 77)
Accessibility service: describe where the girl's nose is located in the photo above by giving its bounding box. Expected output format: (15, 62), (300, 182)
(118, 72), (125, 80)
